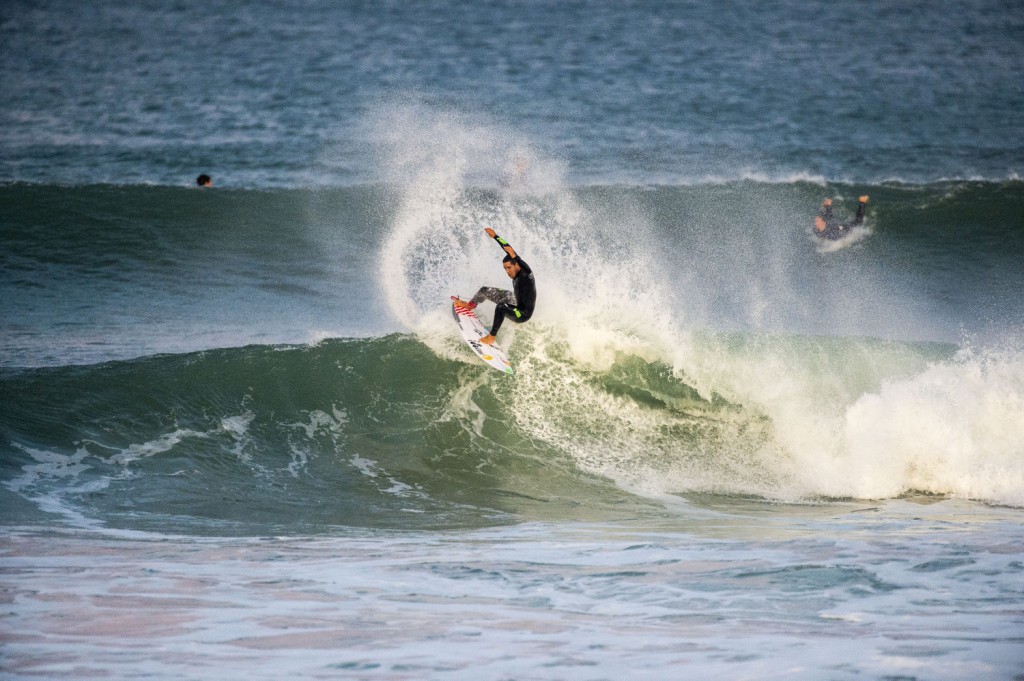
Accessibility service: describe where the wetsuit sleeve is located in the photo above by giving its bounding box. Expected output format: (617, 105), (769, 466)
(491, 232), (529, 268)
(491, 232), (519, 255)
(492, 232), (533, 274)
(852, 201), (867, 226)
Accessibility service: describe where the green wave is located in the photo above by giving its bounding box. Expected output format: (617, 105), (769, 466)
(4, 327), (1021, 533)
(0, 336), (667, 534)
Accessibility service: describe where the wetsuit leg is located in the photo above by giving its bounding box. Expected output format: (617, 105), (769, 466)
(491, 303), (528, 337)
(470, 287), (523, 336)
(471, 287), (516, 307)
(836, 203), (868, 234)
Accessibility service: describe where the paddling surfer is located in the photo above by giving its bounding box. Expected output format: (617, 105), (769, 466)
(814, 195), (869, 240)
(453, 228), (536, 345)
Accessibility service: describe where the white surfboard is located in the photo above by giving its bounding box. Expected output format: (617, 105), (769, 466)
(814, 225), (871, 253)
(451, 299), (513, 374)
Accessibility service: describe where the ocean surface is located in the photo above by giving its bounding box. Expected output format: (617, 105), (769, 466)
(2, 1), (1024, 679)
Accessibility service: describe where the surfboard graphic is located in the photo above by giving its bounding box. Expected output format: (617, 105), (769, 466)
(451, 300), (513, 374)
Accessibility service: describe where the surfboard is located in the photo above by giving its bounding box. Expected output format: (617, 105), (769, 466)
(813, 225), (871, 253)
(451, 299), (513, 374)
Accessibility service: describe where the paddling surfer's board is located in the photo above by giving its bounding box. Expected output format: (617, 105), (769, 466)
(451, 300), (513, 374)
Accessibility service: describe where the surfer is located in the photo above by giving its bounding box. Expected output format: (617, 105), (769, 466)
(453, 228), (535, 345)
(814, 195), (869, 240)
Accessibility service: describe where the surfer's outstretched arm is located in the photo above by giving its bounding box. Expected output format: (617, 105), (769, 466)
(485, 227), (517, 259)
(851, 195), (869, 226)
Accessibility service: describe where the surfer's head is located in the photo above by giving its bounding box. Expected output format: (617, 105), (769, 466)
(502, 255), (520, 278)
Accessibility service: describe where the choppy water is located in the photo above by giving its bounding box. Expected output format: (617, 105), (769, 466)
(5, 506), (1023, 680)
(3, 0), (1023, 187)
(3, 1), (1023, 679)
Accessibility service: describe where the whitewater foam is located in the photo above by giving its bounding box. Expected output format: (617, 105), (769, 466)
(838, 346), (1024, 505)
(370, 106), (1024, 509)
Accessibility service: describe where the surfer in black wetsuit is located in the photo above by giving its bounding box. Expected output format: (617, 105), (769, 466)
(814, 195), (869, 240)
(453, 228), (536, 345)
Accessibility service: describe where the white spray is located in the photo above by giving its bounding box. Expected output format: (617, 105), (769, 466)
(371, 103), (1024, 508)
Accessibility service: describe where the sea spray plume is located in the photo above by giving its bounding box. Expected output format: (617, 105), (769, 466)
(366, 106), (1024, 509)
(369, 103), (683, 354)
(366, 107), (869, 503)
(370, 104), (554, 334)
(665, 182), (831, 333)
(364, 106), (783, 496)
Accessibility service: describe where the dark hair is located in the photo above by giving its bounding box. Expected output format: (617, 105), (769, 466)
(196, 174), (211, 186)
(502, 254), (514, 264)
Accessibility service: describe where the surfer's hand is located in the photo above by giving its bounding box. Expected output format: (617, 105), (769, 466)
(484, 228), (496, 238)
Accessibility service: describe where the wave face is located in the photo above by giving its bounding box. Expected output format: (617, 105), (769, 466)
(0, 337), (656, 533)
(0, 184), (398, 367)
(3, 331), (1023, 536)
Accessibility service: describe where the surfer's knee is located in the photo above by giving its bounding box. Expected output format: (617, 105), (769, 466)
(474, 287), (516, 307)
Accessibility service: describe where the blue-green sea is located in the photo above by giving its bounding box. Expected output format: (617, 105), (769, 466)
(2, 2), (1023, 679)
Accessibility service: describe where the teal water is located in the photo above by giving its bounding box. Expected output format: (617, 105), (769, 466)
(3, 181), (1022, 367)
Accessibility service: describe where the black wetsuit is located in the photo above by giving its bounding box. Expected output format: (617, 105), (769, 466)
(817, 201), (867, 240)
(470, 234), (536, 337)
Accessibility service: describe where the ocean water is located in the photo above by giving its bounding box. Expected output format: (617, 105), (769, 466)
(2, 1), (1024, 679)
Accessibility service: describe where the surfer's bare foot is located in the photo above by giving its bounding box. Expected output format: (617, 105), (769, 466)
(480, 334), (495, 345)
(453, 298), (474, 309)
